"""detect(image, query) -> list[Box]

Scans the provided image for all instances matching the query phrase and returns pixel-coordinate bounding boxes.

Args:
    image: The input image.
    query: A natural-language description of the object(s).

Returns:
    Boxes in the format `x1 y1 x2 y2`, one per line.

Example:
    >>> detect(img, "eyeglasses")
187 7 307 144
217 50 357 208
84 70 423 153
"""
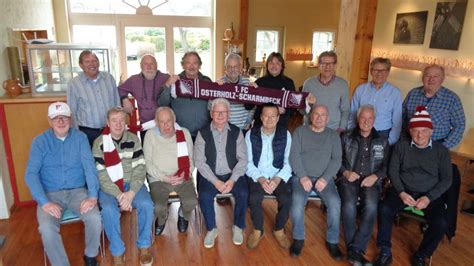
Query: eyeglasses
212 111 228 116
51 116 71 123
371 69 389 74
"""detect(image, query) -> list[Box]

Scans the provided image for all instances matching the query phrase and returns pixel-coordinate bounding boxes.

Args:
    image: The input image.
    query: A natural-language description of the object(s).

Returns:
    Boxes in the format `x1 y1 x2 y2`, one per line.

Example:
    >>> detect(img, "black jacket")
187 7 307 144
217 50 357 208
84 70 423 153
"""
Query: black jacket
338 127 390 179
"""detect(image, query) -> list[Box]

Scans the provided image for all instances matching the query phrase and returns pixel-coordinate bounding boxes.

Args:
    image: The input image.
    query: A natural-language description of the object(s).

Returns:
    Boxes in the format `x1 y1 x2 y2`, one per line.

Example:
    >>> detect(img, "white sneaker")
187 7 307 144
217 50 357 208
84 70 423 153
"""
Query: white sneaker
232 225 244 245
204 228 218 248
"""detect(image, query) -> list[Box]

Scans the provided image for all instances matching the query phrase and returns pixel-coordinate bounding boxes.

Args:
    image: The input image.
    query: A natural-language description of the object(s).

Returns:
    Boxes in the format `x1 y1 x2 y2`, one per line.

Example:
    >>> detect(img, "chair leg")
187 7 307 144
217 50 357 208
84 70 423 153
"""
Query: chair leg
429 255 433 266
43 248 47 266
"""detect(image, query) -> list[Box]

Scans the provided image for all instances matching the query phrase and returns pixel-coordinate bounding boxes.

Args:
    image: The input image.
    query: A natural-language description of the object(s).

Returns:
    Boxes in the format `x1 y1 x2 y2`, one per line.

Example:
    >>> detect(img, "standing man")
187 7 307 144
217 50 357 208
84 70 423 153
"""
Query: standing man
255 52 296 128
25 102 102 266
194 98 248 249
374 106 452 266
403 64 465 149
302 51 350 132
118 54 170 140
143 107 197 237
289 105 342 259
158 51 212 140
217 53 255 131
67 50 120 146
245 103 292 249
348 58 402 145
339 105 390 265
92 107 154 265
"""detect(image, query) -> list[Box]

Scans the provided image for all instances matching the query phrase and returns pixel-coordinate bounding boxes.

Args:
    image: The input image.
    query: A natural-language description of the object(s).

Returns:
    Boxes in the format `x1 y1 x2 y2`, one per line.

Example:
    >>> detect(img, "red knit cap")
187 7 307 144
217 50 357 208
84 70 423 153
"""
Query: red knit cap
409 106 433 129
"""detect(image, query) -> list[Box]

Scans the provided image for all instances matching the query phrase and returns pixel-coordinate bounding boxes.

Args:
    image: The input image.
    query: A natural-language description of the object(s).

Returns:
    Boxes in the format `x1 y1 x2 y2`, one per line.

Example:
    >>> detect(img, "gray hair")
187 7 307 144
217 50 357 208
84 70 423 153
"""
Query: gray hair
310 104 329 116
357 104 376 119
107 106 127 120
210 98 230 111
155 106 176 121
225 53 242 66
422 64 445 78
370 57 391 71
140 54 157 64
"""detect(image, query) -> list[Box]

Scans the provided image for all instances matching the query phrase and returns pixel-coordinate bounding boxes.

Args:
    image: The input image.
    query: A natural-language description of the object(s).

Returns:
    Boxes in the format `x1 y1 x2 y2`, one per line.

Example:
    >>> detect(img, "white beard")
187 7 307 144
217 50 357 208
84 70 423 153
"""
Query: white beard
143 71 157 80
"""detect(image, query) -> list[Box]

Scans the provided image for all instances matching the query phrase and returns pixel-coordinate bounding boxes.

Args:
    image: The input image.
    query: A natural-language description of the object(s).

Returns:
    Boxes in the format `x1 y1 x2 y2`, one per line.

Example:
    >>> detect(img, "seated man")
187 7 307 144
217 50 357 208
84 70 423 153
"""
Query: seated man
92 107 154 265
338 105 390 265
289 105 342 259
246 103 292 249
194 98 249 248
143 107 197 236
374 106 452 266
25 102 101 266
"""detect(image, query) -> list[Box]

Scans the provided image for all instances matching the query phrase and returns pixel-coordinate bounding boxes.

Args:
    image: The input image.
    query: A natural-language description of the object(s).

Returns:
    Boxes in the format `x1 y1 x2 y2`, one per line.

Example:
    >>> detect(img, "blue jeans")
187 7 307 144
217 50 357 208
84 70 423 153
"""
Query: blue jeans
291 177 341 244
198 173 248 230
37 188 102 266
338 177 381 253
99 185 154 256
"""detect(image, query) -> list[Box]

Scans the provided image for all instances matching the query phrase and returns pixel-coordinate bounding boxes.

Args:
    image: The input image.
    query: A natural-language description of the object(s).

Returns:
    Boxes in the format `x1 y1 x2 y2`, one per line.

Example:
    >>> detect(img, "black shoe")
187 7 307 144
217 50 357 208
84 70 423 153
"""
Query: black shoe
350 250 371 266
325 241 343 260
216 197 230 204
373 253 392 266
177 215 189 233
83 255 97 266
410 254 426 266
290 240 304 257
155 218 166 236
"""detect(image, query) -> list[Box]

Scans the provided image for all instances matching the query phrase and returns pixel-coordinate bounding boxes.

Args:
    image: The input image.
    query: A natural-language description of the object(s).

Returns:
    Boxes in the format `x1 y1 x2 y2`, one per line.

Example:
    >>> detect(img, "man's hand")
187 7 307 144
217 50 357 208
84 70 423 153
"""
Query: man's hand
216 78 225 86
249 82 258 88
80 198 97 214
41 202 62 219
399 192 416 207
278 106 286 114
122 98 134 114
361 174 378 187
169 172 185 186
315 178 328 192
222 179 235 194
165 75 180 87
214 180 226 193
343 170 360 182
306 93 316 105
415 196 430 210
258 177 272 194
300 176 312 192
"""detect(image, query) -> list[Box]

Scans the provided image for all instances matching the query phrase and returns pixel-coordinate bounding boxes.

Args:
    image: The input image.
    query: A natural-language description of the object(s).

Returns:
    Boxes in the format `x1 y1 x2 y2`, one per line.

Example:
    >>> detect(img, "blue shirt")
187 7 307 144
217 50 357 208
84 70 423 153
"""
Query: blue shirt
403 86 465 149
25 128 99 206
245 128 292 182
67 72 120 129
348 81 402 145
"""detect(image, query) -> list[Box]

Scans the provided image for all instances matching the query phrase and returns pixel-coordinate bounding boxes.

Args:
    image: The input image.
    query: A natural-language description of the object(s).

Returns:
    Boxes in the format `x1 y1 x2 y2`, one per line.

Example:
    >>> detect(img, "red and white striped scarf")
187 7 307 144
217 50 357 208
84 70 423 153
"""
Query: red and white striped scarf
102 127 124 191
173 124 191 181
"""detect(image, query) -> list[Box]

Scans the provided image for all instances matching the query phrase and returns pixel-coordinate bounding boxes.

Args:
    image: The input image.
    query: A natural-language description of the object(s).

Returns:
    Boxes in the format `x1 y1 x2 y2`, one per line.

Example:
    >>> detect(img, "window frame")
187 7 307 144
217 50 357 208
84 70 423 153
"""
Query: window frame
253 26 284 64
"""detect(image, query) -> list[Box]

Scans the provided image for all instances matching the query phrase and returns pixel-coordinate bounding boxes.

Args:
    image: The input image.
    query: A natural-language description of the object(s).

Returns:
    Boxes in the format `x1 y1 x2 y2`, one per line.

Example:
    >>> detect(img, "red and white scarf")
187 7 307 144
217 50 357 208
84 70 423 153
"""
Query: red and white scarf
173 124 191 181
102 127 124 191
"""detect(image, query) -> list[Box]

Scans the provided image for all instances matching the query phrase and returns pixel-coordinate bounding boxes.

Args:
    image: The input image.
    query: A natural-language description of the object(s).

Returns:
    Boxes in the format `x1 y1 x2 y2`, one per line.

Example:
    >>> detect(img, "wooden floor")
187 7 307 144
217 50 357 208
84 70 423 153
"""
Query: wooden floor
1 154 473 266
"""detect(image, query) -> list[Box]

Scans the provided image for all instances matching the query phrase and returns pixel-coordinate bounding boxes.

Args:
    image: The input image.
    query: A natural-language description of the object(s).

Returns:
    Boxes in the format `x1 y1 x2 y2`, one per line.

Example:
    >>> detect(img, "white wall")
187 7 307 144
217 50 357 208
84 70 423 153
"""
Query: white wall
372 0 474 134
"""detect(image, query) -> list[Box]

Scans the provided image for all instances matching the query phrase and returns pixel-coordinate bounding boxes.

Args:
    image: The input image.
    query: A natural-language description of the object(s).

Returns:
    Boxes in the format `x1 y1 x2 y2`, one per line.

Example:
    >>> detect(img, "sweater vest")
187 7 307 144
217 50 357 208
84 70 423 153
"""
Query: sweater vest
249 124 287 169
199 123 240 172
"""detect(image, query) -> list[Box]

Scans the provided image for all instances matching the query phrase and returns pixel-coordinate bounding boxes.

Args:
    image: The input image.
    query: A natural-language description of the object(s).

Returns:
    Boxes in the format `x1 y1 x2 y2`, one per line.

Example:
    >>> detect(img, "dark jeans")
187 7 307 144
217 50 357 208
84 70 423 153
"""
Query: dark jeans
376 129 391 139
248 177 291 231
79 126 103 147
338 177 381 253
376 188 448 257
198 173 248 230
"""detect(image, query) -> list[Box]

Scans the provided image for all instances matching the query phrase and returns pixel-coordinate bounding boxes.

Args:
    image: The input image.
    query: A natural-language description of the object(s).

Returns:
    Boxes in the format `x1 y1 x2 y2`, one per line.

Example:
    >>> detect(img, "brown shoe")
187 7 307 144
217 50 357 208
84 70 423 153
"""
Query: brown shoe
113 255 125 266
139 248 154 266
273 229 291 249
247 230 263 249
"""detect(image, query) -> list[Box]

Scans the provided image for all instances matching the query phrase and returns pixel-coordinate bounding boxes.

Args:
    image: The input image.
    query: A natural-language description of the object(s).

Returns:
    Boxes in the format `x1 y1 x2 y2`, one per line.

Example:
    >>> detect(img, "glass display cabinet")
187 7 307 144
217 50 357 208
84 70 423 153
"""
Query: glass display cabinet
26 44 111 96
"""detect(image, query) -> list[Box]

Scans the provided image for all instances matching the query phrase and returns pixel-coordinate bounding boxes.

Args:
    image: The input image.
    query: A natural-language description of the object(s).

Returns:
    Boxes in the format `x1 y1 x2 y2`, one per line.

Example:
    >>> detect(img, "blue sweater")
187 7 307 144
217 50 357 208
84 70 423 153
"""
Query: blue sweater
25 128 99 206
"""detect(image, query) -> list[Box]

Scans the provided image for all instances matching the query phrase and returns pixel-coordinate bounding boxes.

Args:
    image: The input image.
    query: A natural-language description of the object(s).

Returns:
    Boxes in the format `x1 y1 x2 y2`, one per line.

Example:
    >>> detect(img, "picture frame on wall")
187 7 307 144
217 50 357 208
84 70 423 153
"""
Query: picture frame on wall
429 1 468 50
393 11 428 44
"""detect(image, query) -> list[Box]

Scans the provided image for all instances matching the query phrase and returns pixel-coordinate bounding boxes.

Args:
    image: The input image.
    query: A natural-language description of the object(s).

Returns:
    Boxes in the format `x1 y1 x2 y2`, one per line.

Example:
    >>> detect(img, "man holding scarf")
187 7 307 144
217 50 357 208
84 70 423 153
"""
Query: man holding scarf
92 107 154 266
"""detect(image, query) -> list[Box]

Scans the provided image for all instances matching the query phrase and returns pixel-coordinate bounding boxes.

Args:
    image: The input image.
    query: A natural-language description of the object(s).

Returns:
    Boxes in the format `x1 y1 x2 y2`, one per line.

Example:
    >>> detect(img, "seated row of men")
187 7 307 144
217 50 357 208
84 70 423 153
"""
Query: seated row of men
26 96 452 266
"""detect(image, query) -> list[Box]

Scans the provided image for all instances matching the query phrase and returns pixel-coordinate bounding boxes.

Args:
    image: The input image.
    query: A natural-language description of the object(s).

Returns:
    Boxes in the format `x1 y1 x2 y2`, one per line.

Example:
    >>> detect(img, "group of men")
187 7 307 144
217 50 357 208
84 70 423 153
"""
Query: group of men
25 49 465 266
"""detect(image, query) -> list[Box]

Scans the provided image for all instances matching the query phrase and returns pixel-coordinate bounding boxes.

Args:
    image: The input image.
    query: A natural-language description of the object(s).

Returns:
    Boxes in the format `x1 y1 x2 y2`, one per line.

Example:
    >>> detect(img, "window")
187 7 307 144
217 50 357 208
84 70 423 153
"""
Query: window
125 27 167 74
173 27 211 77
255 28 283 63
312 31 335 63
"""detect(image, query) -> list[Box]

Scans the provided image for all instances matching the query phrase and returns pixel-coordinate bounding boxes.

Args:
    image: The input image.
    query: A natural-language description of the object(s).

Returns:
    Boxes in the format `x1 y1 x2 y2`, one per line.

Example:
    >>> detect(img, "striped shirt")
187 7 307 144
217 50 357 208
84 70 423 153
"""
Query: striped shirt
67 72 120 129
403 86 465 148
221 75 255 129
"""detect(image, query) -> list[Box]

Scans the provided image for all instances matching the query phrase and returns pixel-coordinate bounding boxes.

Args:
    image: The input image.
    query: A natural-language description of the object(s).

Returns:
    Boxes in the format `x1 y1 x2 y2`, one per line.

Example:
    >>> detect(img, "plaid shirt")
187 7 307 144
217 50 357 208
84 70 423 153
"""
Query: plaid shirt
403 86 465 148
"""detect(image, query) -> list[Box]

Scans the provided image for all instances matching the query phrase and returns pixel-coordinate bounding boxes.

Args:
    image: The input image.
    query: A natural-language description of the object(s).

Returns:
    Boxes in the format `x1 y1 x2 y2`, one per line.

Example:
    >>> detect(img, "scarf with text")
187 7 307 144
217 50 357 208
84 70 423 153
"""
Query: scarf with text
174 123 191 181
172 78 308 109
102 126 124 191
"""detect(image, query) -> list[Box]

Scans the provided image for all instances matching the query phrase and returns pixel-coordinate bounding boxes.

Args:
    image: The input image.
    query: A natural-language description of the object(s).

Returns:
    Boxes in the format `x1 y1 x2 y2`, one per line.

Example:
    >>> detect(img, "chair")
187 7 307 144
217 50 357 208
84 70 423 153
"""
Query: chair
43 208 105 266
168 191 203 236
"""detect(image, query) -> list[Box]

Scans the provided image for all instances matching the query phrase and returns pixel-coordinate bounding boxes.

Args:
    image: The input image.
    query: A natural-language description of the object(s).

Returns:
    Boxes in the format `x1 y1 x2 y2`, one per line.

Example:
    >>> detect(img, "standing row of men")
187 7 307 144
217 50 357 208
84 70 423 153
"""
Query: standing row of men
26 48 465 266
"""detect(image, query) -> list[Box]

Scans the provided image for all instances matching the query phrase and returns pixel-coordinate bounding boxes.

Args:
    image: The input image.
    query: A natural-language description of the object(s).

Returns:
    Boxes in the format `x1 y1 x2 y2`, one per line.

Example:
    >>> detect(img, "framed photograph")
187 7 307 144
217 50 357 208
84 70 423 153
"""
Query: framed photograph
429 1 468 50
393 11 428 44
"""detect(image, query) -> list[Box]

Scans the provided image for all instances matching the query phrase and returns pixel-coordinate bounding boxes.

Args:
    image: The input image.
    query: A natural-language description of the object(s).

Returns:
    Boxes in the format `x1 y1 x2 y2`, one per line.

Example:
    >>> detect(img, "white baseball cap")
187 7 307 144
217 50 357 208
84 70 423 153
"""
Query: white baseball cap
48 102 71 119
